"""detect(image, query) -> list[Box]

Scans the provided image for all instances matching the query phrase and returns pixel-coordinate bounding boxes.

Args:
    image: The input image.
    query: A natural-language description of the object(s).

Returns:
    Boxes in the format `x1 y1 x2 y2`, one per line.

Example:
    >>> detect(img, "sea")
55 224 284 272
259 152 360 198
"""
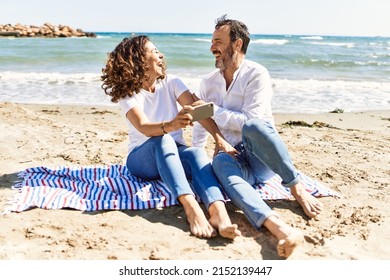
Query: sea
1 32 389 114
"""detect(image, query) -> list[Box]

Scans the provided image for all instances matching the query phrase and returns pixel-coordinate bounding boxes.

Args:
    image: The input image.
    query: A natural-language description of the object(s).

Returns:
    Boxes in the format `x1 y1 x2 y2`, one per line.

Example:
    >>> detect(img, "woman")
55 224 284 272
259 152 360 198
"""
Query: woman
101 35 240 239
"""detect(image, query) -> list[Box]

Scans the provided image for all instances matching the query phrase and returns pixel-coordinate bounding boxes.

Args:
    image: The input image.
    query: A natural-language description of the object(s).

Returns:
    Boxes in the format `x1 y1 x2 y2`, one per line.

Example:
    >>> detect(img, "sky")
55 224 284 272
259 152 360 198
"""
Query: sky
2 0 390 37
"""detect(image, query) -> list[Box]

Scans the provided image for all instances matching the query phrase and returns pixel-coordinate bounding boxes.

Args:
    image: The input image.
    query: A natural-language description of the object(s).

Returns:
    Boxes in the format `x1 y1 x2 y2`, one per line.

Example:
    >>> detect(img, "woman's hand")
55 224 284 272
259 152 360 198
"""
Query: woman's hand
165 105 194 131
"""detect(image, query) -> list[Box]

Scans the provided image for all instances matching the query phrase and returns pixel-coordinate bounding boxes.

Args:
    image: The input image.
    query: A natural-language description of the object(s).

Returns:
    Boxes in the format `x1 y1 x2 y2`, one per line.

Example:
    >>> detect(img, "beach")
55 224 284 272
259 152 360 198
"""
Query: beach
0 101 389 260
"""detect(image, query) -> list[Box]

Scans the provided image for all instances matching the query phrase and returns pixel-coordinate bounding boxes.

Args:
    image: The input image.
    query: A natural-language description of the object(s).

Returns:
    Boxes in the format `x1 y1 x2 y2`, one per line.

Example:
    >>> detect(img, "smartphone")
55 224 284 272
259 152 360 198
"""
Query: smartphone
189 102 214 122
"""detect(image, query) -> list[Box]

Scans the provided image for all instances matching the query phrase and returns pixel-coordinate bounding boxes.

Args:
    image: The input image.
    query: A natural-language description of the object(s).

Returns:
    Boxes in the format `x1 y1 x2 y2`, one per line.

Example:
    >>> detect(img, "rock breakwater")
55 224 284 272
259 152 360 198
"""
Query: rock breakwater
0 23 96 38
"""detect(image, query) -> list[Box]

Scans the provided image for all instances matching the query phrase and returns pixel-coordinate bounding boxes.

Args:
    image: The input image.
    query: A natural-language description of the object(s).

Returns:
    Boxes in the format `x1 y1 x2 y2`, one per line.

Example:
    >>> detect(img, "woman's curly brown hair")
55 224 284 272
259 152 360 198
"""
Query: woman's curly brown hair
101 35 165 103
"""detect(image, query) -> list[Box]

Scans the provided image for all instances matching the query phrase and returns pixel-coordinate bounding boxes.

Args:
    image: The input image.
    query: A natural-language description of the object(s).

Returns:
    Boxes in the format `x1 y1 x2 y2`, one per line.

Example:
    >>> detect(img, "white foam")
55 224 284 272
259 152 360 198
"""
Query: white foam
193 38 210 43
1 71 389 113
309 42 355 48
300 36 324 40
251 39 289 45
0 71 100 84
0 71 111 106
272 78 390 113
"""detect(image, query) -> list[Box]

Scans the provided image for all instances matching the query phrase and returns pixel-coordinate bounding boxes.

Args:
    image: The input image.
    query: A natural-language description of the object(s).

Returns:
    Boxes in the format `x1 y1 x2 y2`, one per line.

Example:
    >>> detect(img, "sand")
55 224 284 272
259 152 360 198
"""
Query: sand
0 101 389 260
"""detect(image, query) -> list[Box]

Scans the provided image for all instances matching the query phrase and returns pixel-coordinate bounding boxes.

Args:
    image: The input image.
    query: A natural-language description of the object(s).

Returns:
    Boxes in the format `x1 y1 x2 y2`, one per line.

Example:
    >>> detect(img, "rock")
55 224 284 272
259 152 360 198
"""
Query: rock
0 31 20 37
330 108 344 113
0 23 96 38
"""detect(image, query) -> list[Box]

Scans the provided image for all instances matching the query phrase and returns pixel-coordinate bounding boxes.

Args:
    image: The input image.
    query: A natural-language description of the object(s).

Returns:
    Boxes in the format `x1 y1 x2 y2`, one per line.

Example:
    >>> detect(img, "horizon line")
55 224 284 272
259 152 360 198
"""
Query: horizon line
90 31 390 38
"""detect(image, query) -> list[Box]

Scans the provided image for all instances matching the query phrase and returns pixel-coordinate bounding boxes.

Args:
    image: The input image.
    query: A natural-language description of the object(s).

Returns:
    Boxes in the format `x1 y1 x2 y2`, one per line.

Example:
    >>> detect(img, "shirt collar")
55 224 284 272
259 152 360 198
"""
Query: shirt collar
232 59 246 80
218 59 246 76
219 59 246 92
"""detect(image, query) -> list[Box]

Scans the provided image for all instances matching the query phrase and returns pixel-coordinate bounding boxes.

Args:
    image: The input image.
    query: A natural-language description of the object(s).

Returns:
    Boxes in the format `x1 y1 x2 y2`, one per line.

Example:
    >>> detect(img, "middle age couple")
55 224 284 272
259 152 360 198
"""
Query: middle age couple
101 15 323 258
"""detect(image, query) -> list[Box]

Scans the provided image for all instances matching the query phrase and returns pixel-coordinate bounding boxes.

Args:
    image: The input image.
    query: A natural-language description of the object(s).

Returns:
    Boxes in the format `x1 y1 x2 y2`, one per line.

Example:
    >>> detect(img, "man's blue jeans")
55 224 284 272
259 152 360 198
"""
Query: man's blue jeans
212 119 300 229
126 134 225 209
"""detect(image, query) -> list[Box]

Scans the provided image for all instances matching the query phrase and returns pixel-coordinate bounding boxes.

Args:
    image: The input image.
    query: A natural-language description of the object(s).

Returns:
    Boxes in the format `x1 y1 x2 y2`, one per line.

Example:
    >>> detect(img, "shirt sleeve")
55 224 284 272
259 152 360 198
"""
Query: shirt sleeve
168 75 189 100
192 121 209 147
192 81 210 147
118 96 138 117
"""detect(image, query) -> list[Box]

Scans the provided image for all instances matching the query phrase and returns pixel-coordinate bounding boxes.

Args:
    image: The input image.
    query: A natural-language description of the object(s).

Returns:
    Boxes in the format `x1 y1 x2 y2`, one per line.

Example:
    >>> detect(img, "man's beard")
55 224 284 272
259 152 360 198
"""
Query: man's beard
215 45 234 70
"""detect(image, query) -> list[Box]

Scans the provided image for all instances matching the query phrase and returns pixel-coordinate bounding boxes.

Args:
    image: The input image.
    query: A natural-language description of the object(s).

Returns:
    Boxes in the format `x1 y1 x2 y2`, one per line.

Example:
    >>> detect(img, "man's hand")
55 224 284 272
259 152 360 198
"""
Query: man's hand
213 137 240 158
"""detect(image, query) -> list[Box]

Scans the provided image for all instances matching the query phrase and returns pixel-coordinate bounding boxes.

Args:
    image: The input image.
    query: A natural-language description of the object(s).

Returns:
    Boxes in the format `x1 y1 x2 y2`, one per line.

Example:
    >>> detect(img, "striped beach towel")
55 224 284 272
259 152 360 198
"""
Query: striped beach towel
3 165 338 214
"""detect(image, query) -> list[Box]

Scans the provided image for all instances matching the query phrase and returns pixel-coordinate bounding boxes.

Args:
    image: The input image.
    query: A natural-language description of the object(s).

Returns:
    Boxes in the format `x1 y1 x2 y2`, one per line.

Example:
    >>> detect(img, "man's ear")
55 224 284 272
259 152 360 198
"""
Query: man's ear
235 38 243 52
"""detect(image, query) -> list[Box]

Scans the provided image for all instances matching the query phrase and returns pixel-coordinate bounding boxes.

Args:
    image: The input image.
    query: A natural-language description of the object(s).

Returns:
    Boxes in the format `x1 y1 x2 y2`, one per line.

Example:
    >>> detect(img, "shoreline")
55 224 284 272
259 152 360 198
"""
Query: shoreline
0 101 389 260
3 101 389 133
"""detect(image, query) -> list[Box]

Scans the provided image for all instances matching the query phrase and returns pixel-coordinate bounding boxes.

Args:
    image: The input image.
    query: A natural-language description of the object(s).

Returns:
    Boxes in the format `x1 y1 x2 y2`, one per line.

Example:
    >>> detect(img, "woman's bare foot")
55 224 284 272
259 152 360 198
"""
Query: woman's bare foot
208 201 241 239
264 215 304 258
179 194 216 238
290 182 323 218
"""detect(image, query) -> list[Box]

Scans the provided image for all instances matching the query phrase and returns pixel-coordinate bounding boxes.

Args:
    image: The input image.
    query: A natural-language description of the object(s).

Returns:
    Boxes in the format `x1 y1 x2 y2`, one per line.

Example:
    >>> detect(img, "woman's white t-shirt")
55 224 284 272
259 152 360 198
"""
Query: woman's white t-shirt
118 75 188 153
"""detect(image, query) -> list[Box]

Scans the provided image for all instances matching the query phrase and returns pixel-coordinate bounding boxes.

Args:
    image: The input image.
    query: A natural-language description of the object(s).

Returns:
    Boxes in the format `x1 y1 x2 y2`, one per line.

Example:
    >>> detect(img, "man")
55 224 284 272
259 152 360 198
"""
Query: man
192 15 323 258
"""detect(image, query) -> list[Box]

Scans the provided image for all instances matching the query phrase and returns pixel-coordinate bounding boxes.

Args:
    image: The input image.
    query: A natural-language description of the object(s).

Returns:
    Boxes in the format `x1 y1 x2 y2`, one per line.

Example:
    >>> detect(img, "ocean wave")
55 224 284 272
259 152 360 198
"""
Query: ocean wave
292 58 389 67
193 38 210 43
368 42 384 46
0 71 110 106
309 42 355 48
0 71 100 84
251 39 289 45
300 36 324 40
271 78 390 113
1 72 389 113
273 78 390 90
96 35 111 39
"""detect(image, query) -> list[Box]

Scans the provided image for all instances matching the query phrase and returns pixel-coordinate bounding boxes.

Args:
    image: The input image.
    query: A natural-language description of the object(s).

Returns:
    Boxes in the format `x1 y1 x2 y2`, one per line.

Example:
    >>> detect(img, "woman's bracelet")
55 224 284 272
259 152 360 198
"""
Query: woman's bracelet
161 122 168 134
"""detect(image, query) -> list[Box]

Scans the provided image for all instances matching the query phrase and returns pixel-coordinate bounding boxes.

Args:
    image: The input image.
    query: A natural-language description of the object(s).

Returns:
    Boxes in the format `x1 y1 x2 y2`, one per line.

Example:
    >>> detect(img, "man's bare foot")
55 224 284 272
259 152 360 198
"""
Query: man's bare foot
264 215 304 258
209 218 241 239
218 224 241 239
276 228 304 258
179 194 216 238
208 201 241 239
290 182 323 218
